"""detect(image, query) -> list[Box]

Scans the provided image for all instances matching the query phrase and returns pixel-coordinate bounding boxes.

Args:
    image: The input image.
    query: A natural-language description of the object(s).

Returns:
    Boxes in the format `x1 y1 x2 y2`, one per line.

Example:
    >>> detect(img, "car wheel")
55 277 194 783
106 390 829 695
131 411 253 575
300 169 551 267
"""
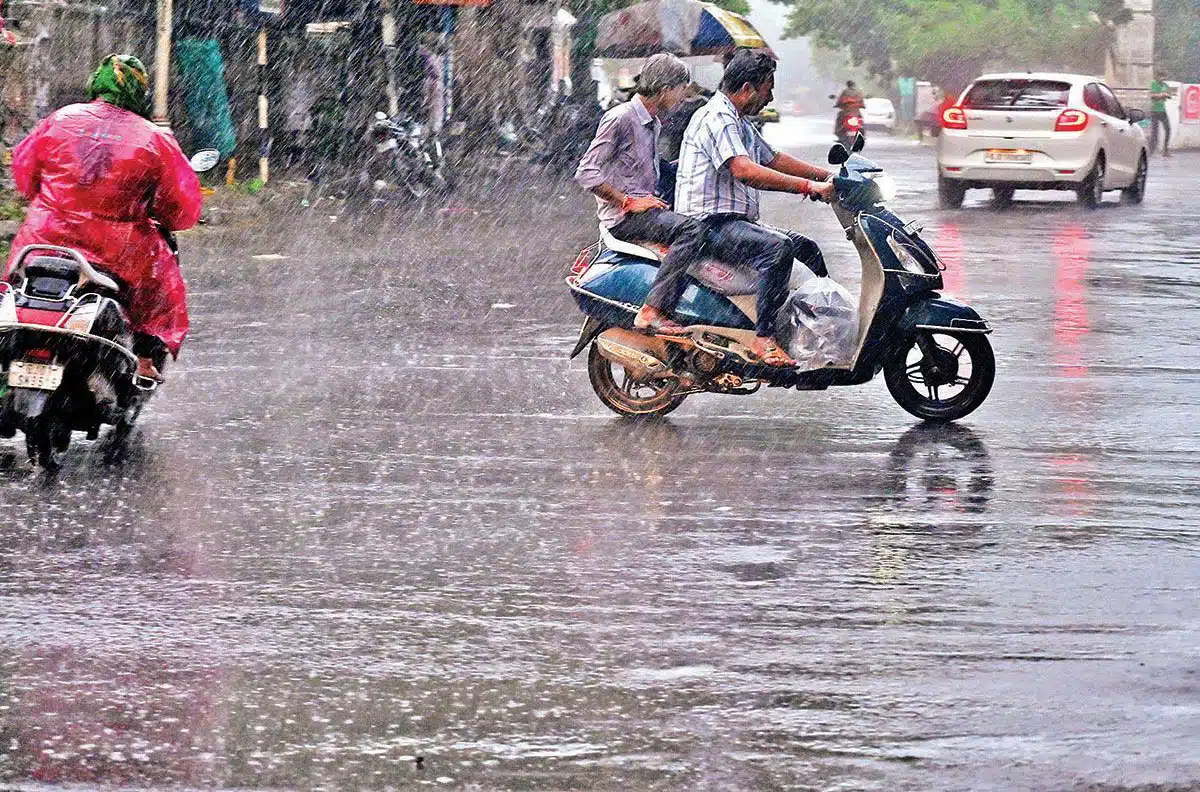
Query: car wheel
991 186 1015 209
938 176 965 209
1078 154 1105 209
1122 154 1147 205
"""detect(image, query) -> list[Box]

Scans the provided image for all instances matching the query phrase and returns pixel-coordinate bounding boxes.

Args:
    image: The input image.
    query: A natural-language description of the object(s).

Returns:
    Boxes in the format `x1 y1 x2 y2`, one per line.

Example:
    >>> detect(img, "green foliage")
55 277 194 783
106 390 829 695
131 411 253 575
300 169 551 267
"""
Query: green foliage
0 191 25 221
779 0 1114 91
1156 0 1200 80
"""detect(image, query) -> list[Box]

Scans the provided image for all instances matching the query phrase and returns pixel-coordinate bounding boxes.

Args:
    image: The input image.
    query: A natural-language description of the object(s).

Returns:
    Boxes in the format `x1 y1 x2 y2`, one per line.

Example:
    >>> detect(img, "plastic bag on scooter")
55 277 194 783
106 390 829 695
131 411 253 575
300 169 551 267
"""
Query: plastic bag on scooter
779 277 859 371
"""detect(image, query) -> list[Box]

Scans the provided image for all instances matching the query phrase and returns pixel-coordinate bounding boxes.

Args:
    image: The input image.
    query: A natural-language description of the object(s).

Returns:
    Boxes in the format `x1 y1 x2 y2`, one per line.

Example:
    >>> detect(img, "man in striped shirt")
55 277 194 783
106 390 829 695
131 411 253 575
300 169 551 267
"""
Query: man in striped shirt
676 49 833 367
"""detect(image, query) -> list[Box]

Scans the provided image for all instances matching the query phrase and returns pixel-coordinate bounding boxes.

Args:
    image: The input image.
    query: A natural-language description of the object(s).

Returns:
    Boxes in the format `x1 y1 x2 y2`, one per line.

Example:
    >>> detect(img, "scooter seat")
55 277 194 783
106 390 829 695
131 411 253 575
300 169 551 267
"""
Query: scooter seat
598 225 758 297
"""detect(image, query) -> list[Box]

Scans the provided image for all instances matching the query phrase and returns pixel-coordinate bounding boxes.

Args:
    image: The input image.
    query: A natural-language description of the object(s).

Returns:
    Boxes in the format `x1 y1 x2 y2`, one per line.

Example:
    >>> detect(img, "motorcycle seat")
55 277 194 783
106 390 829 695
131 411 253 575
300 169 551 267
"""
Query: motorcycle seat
598 225 758 297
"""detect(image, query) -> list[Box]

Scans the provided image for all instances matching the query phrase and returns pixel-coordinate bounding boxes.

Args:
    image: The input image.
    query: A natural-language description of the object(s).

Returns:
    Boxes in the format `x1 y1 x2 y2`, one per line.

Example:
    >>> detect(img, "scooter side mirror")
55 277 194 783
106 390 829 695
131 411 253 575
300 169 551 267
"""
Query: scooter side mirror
828 144 850 165
189 149 220 173
851 132 866 153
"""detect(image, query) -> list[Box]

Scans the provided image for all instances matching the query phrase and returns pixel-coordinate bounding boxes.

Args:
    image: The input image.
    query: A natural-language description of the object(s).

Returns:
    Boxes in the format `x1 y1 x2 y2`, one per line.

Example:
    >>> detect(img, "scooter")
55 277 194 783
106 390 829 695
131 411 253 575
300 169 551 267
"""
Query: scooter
0 149 220 471
565 135 995 423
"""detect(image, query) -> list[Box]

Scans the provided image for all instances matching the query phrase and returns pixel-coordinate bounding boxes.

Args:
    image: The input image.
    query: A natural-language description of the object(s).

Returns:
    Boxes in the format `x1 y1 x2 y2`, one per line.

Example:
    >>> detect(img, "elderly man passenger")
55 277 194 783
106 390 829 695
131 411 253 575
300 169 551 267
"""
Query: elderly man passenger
575 54 705 335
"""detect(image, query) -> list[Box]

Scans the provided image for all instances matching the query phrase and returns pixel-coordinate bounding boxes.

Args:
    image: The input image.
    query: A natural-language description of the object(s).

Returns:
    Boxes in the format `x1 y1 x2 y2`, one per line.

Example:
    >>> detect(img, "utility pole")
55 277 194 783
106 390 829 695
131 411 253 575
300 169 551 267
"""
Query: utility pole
381 0 399 117
153 0 173 126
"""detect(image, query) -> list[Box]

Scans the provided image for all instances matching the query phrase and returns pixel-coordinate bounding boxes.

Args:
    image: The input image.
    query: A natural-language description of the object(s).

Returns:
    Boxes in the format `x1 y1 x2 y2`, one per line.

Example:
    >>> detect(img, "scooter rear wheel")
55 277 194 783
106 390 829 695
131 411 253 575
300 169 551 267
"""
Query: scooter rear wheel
587 343 687 418
884 331 994 423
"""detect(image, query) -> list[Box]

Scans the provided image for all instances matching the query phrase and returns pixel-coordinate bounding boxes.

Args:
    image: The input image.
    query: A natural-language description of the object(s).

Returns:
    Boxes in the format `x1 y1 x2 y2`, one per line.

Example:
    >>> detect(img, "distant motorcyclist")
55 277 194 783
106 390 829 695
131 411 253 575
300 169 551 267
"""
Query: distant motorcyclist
833 79 866 136
6 54 202 382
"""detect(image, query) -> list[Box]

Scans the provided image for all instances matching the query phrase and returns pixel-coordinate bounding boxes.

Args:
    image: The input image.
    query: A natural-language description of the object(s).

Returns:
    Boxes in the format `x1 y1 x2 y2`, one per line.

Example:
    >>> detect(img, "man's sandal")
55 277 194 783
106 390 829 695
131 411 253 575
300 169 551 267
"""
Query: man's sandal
634 316 690 336
752 344 795 368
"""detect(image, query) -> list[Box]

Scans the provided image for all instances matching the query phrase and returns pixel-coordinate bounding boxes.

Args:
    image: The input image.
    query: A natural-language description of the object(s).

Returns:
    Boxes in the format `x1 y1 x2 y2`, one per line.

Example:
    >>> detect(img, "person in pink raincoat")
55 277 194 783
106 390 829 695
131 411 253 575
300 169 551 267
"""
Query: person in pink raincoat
6 54 202 381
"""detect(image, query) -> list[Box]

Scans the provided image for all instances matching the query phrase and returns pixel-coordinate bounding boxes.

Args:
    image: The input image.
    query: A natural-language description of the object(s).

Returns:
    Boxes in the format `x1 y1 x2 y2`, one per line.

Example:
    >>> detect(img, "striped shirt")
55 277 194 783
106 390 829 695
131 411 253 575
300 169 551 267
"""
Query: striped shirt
674 92 777 220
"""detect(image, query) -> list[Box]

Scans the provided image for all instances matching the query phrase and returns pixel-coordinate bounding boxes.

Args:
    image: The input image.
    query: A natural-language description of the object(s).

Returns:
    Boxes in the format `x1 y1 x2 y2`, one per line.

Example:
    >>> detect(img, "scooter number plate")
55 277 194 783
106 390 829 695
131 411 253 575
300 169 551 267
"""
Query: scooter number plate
8 361 64 391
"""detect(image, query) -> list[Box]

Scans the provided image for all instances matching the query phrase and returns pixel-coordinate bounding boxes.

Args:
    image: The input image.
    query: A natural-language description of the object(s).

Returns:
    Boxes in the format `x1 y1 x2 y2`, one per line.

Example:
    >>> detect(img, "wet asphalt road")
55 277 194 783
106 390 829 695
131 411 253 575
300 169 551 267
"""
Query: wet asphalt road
0 117 1197 791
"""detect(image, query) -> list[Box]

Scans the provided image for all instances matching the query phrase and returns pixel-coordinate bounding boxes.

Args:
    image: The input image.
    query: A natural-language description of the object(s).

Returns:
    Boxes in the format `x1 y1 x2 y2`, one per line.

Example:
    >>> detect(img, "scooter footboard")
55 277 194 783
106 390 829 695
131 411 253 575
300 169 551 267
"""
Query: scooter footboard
899 296 991 335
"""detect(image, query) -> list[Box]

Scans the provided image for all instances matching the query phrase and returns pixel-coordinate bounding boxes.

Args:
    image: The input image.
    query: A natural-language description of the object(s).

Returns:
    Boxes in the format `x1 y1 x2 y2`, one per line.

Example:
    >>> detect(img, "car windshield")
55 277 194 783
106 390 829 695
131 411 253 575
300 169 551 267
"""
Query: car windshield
962 80 1071 109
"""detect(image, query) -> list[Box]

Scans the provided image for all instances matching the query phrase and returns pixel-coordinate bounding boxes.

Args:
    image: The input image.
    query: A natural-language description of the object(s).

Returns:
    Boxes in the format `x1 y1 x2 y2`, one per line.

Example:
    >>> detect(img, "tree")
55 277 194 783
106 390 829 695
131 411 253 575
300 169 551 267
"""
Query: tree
1156 0 1200 80
777 0 1121 91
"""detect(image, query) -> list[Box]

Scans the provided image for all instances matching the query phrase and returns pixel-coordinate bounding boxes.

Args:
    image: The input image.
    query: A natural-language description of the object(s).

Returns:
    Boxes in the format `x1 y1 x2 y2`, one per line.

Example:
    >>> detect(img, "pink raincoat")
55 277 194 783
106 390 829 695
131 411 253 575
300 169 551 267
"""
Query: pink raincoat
6 100 202 357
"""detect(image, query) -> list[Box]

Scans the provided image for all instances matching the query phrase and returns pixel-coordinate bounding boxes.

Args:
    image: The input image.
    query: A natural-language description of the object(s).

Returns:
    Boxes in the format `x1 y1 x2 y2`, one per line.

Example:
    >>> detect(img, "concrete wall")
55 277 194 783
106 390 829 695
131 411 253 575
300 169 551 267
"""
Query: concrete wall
1 1 150 135
1166 84 1200 149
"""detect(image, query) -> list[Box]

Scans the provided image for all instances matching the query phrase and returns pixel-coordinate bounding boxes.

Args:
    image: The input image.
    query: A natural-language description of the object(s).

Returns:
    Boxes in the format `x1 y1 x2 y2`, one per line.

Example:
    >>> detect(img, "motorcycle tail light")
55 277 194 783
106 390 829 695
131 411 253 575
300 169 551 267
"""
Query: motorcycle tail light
1055 109 1089 132
62 302 98 333
25 348 52 362
846 115 862 129
571 248 594 275
941 107 968 130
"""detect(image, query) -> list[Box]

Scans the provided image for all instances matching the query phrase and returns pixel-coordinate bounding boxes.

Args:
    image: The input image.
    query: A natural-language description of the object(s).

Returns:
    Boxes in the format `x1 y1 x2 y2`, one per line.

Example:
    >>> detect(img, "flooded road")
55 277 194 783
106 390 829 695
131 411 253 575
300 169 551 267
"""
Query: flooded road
1 119 1197 790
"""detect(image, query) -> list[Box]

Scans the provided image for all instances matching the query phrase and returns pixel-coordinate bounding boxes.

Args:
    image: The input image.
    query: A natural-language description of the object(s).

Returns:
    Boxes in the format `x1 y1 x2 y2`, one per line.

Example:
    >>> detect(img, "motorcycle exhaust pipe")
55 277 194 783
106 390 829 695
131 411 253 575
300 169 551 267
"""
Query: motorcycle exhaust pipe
595 328 674 381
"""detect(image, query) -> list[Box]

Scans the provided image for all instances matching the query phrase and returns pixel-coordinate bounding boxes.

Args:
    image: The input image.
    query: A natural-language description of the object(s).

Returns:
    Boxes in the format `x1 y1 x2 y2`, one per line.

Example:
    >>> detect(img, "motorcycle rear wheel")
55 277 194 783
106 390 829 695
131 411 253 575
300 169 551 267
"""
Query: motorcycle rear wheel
587 343 687 418
26 415 69 472
884 331 994 423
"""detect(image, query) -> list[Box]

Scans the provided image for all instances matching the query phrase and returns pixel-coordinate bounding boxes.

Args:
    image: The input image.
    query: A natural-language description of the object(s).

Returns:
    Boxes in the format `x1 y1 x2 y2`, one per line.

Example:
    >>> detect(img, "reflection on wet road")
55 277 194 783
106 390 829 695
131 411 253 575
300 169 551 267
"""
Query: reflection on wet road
1 118 1197 790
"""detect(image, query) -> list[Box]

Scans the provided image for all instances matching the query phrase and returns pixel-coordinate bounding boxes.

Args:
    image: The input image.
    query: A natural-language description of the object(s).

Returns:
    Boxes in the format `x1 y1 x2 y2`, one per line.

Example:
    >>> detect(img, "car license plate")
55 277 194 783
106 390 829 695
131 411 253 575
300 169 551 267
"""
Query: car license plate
986 149 1033 163
8 361 64 391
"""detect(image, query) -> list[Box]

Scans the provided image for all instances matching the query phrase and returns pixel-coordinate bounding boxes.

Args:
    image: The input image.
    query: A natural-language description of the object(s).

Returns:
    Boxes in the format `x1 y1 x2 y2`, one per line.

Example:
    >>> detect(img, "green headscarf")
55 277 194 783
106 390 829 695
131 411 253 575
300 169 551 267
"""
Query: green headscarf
87 54 152 119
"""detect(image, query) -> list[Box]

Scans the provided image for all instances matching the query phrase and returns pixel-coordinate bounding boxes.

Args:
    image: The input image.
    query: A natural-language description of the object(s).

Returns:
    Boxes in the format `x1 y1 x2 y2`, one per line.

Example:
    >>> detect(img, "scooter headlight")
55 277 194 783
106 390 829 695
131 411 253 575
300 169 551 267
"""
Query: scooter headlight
886 234 929 275
872 174 897 203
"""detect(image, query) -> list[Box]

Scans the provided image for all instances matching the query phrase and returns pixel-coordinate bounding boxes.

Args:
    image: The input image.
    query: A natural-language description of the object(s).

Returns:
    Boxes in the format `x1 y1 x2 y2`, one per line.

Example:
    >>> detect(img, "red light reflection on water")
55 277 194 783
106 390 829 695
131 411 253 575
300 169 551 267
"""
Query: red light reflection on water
935 222 967 296
1052 225 1092 378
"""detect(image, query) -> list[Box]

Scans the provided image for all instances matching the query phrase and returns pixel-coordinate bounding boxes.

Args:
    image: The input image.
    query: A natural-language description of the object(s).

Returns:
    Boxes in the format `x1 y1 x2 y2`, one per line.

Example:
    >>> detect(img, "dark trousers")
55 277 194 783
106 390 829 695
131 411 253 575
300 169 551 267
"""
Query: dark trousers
1150 111 1171 154
703 219 827 338
609 209 705 314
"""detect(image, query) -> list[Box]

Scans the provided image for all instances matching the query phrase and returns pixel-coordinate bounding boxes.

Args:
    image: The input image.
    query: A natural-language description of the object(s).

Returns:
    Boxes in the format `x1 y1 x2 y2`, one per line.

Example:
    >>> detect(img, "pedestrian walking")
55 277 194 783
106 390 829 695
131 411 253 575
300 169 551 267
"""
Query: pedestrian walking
1149 72 1174 158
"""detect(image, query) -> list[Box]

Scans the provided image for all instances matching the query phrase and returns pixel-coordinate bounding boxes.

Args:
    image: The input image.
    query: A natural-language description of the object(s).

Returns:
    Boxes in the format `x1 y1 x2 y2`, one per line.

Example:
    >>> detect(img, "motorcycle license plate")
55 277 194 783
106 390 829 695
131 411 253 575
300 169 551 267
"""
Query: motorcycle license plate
986 149 1033 163
8 361 64 391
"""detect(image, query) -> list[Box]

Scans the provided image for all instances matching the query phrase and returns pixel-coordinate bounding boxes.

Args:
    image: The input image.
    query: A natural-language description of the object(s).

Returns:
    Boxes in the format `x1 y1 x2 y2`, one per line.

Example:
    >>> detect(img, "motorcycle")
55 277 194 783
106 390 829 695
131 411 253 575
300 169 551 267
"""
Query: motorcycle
835 109 866 151
565 135 995 423
365 110 451 200
0 149 220 471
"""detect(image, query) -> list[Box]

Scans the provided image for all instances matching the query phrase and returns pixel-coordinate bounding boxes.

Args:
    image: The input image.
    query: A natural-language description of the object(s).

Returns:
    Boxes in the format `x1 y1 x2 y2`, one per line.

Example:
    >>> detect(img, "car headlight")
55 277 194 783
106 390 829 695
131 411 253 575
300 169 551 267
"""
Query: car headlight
886 234 929 275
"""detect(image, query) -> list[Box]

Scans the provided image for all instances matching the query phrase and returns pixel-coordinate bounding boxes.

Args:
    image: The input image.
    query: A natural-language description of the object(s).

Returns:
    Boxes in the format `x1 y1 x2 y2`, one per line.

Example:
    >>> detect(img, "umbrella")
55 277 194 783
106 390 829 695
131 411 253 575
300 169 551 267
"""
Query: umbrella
595 0 773 59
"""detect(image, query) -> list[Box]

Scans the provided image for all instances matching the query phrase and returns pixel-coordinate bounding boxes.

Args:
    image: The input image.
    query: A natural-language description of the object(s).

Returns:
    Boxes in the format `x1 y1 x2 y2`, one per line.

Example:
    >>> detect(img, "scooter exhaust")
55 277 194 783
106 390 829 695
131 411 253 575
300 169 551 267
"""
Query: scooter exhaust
595 328 674 381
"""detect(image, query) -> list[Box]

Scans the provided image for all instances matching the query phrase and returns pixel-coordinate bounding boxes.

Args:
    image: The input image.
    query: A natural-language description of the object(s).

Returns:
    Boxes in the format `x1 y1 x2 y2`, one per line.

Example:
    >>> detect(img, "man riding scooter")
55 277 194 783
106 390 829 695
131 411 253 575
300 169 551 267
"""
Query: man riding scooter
6 54 202 382
675 49 834 367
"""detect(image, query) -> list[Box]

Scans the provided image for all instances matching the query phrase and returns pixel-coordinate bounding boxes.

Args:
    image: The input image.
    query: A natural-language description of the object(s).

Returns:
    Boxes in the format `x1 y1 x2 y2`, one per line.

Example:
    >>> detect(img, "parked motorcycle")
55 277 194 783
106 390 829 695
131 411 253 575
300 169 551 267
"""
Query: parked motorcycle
365 111 451 200
0 149 219 470
565 135 995 423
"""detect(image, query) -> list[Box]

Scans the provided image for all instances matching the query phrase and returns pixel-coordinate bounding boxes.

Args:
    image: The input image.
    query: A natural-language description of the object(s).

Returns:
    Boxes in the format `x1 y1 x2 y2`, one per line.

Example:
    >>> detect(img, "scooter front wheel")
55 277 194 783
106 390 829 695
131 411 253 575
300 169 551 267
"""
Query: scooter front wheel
884 331 994 423
587 343 687 418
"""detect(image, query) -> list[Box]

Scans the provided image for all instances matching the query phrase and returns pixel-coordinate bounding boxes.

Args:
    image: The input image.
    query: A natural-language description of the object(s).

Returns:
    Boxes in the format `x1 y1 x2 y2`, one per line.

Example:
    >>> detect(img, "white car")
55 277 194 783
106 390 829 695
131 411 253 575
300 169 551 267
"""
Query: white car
862 97 896 132
936 72 1149 209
